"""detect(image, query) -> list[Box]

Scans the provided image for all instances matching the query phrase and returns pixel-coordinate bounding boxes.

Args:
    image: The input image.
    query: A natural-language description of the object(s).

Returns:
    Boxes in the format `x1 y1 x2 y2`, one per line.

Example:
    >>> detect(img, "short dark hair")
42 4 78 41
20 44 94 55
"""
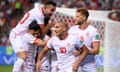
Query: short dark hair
45 1 56 7
29 21 41 31
77 8 89 19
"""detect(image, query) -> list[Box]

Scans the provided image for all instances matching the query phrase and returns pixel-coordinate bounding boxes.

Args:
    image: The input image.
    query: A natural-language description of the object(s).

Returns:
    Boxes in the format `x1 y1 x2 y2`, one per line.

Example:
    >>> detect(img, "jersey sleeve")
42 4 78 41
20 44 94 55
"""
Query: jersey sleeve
75 37 84 50
43 35 50 40
36 16 44 25
19 12 33 25
23 34 37 44
92 29 100 42
31 8 44 25
19 8 44 25
46 37 54 49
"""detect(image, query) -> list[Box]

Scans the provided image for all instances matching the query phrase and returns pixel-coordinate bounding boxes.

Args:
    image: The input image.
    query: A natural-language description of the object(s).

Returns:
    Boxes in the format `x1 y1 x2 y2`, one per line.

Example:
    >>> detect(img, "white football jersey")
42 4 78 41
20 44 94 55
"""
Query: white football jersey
68 25 100 64
12 7 44 35
22 33 38 69
47 34 84 70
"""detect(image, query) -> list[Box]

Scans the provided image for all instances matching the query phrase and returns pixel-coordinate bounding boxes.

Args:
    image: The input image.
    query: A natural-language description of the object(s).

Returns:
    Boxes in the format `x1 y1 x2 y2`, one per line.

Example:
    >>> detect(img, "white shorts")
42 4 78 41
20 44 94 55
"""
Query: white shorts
22 67 34 72
35 65 50 72
58 66 75 72
22 65 35 72
9 30 26 53
40 69 50 72
51 51 58 72
41 64 50 72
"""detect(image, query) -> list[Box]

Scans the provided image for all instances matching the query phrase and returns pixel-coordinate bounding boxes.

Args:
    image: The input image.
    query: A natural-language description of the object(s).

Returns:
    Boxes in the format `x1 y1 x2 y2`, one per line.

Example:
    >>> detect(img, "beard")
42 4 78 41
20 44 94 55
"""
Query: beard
77 19 86 25
45 14 52 18
77 21 84 25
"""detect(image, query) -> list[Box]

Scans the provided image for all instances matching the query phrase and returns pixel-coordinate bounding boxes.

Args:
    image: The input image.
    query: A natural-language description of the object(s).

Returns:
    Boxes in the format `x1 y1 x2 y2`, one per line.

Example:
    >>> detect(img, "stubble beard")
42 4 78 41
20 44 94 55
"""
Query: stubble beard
77 21 84 26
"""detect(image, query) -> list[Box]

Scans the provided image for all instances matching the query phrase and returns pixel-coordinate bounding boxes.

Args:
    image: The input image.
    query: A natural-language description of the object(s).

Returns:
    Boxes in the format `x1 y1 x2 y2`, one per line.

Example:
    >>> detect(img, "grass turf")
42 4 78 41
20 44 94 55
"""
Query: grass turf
0 65 104 72
0 65 13 72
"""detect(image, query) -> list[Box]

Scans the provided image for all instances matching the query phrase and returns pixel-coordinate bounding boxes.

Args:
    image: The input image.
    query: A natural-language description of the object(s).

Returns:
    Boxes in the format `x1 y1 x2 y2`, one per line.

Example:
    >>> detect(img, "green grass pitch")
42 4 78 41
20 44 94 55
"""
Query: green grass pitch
0 65 103 72
0 65 13 72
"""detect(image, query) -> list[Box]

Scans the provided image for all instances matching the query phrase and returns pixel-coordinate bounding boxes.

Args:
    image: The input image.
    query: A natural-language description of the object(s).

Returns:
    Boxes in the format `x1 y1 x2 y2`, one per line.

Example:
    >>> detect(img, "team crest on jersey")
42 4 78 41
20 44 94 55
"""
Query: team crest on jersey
80 36 84 41
79 36 84 44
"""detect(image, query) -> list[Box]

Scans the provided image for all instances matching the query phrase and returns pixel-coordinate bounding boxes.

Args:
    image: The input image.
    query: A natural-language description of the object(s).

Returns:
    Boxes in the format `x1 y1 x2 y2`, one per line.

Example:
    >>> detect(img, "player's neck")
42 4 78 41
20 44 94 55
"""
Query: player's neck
59 32 68 40
79 22 89 30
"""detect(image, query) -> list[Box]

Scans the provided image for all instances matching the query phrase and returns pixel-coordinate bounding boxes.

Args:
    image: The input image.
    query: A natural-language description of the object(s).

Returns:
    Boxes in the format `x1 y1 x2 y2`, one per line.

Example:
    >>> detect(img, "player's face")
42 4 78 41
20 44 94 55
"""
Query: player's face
29 30 40 37
51 27 56 36
75 12 86 25
54 23 64 36
45 5 56 17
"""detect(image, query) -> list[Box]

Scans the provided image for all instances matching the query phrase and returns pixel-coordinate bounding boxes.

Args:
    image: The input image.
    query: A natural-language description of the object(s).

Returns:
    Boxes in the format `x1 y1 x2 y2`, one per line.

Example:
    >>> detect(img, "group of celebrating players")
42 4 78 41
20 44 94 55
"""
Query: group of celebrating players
9 1 100 72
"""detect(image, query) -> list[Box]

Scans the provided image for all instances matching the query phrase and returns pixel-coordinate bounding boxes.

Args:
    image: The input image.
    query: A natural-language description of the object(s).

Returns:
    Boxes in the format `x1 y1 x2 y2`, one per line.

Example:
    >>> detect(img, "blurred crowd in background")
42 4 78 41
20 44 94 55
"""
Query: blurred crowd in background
0 0 120 46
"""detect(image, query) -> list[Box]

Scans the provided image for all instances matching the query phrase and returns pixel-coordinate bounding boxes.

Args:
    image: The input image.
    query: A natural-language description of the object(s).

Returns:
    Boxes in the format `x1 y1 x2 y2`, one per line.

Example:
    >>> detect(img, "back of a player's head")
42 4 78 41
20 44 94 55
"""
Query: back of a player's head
45 1 56 7
77 8 89 19
28 21 41 31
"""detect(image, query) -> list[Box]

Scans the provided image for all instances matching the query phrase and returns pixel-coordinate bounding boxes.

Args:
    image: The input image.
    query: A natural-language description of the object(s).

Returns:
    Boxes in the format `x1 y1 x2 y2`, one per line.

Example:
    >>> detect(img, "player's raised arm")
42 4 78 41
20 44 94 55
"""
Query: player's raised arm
33 38 49 46
87 31 100 54
26 21 49 47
